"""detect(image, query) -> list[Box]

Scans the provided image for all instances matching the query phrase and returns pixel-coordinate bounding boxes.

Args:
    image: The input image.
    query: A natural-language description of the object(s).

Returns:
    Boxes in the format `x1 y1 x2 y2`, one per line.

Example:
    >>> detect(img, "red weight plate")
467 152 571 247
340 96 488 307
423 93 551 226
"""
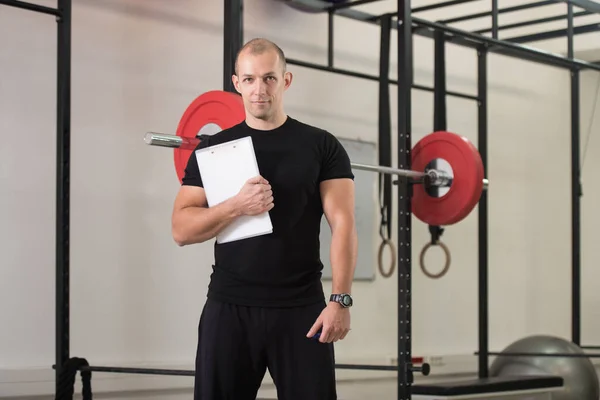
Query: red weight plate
174 90 245 183
411 131 484 226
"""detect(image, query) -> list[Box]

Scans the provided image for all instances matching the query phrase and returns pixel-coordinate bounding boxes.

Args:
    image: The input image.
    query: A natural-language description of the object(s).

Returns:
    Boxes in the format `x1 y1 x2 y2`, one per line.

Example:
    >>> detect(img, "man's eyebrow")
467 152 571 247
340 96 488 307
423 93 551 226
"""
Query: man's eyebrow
242 72 277 77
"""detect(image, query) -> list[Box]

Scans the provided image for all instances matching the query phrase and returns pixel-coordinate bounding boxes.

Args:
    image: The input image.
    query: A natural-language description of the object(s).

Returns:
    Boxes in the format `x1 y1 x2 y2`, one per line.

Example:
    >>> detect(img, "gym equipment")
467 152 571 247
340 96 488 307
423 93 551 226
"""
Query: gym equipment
489 335 600 400
145 129 486 227
412 131 485 226
144 91 489 227
172 90 245 183
412 375 563 399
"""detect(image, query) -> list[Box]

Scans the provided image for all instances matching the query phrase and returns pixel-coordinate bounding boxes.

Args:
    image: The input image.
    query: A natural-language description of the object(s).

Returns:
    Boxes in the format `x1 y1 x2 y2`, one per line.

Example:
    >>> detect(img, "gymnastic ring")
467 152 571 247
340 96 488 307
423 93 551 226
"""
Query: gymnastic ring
419 241 451 279
378 239 396 278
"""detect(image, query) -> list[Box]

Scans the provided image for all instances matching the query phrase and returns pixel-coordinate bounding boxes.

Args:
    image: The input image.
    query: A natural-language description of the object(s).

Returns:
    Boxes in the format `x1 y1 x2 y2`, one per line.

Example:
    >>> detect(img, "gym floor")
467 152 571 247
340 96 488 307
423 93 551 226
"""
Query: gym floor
4 376 475 400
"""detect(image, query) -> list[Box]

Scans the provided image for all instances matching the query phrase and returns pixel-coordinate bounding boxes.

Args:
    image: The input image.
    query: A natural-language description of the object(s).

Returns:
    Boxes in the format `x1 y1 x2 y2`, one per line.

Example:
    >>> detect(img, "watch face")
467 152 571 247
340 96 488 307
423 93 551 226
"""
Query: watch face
342 295 352 307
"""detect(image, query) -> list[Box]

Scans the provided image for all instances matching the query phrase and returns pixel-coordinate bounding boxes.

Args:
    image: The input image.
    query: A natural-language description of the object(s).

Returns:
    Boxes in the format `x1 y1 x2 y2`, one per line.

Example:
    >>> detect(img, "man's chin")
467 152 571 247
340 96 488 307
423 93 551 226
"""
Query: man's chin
250 111 270 120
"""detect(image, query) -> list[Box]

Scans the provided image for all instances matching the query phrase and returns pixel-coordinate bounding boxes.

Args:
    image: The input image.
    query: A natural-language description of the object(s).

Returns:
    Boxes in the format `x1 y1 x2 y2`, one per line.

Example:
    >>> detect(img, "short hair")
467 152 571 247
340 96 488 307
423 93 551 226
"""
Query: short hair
234 38 287 75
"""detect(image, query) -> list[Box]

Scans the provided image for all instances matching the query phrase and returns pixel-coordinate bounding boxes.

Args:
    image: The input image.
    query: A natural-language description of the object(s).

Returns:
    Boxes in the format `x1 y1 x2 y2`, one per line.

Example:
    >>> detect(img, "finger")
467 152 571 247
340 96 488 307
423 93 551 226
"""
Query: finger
331 330 342 343
247 175 261 184
306 319 322 338
340 329 350 340
319 327 331 343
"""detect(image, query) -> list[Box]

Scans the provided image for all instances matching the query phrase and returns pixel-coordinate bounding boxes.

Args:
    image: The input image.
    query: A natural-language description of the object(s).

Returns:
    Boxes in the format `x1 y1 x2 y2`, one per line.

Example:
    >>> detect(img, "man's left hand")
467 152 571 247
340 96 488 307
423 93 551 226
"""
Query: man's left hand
306 302 351 343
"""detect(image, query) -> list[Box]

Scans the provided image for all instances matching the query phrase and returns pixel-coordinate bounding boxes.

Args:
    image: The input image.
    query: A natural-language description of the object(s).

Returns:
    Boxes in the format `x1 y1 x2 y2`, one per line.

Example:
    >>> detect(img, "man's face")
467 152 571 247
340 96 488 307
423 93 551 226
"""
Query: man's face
233 49 292 121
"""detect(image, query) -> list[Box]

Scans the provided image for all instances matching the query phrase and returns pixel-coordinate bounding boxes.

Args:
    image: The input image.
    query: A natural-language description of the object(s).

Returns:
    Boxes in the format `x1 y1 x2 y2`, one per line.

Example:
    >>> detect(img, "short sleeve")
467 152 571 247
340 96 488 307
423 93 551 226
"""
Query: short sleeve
318 132 355 182
181 136 211 187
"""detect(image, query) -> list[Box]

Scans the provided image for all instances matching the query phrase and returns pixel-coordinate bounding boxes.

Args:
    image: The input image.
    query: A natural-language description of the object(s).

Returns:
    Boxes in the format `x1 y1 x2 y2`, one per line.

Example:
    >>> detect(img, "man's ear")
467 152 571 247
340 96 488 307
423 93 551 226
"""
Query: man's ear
232 74 241 94
284 71 293 90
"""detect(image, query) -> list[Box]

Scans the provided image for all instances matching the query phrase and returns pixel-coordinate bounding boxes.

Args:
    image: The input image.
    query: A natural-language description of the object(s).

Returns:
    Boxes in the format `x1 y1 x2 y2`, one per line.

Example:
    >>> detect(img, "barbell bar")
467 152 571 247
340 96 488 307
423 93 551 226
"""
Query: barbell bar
143 132 488 190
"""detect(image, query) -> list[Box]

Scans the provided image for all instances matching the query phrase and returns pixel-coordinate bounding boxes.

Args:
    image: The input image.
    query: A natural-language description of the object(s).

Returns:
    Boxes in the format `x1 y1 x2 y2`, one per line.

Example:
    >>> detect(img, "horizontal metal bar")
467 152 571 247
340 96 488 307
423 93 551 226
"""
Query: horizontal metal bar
412 0 479 13
504 23 600 44
287 57 386 82
144 132 489 190
474 11 592 34
335 363 399 371
84 366 194 376
413 83 480 101
581 345 600 350
287 58 480 100
351 162 426 178
476 351 600 358
411 16 600 71
81 363 399 376
438 1 555 24
0 0 60 16
282 1 600 71
553 0 600 14
144 131 426 178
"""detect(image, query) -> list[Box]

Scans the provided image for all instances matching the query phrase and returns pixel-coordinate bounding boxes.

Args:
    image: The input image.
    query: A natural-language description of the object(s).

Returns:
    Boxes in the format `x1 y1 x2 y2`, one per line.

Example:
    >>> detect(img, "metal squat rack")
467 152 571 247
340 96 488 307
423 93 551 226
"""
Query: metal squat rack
2 0 600 399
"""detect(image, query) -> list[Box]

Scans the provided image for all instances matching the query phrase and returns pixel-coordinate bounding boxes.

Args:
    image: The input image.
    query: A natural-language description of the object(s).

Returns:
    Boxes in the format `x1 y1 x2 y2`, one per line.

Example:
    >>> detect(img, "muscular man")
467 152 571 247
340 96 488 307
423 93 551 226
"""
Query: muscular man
171 37 357 400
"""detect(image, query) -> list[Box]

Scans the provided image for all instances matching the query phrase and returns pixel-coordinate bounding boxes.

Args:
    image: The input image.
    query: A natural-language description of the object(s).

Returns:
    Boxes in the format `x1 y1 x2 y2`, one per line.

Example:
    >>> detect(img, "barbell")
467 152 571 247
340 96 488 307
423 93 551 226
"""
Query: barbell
144 90 488 227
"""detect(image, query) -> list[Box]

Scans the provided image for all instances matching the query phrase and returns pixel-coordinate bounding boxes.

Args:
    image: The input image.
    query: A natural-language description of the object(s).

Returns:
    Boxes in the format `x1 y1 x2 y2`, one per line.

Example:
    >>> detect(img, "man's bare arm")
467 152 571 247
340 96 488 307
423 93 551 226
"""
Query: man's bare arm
171 186 241 246
320 178 357 295
172 176 274 246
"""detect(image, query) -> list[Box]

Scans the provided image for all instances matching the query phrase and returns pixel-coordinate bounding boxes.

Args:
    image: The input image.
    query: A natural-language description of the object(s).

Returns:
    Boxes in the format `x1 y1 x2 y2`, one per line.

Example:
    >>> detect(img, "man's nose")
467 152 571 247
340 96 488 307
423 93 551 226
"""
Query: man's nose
254 80 268 94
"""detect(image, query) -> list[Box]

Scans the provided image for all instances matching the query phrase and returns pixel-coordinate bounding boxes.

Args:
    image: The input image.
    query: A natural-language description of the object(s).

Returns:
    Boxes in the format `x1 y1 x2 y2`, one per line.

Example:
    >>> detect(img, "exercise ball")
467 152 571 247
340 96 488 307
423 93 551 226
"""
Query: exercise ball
489 335 599 400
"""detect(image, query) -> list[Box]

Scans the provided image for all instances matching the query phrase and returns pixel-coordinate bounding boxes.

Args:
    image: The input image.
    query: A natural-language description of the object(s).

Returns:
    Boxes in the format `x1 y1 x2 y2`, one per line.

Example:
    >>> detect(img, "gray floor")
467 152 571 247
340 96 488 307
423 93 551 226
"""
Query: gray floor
1 377 454 399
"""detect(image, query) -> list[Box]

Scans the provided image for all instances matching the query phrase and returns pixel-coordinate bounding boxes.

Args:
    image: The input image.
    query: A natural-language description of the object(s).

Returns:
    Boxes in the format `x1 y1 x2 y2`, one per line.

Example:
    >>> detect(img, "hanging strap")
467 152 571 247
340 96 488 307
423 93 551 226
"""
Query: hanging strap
379 13 392 242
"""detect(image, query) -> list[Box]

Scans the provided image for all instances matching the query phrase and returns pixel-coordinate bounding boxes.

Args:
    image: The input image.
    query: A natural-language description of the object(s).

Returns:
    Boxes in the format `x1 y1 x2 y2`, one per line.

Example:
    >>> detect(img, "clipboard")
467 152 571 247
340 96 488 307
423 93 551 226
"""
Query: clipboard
194 136 273 244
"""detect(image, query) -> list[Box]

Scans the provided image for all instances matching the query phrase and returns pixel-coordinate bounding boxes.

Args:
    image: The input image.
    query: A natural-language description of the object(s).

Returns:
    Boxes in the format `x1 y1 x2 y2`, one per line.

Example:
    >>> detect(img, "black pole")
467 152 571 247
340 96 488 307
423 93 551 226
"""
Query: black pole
397 0 413 398
430 29 446 199
477 45 489 378
328 10 334 67
55 0 71 393
567 2 582 347
491 0 498 39
223 0 243 92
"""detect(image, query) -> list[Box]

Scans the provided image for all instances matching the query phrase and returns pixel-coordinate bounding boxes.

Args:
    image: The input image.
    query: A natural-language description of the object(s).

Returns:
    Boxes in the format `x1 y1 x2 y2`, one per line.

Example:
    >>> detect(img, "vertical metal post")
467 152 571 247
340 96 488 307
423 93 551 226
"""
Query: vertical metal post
567 2 574 60
397 0 413 398
430 30 446 199
477 45 489 378
55 0 71 392
328 10 334 67
567 1 581 347
491 0 498 39
223 0 244 92
571 69 581 347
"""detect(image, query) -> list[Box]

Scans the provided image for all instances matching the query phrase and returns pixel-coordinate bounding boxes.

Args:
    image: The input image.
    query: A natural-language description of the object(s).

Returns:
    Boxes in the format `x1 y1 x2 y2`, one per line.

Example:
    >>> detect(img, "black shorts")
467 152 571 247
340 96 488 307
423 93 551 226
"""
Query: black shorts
194 297 337 400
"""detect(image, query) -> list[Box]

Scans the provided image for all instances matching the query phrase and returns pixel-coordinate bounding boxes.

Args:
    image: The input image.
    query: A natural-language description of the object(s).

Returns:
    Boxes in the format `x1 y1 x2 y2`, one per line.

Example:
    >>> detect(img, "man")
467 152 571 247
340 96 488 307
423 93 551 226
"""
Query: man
171 38 357 400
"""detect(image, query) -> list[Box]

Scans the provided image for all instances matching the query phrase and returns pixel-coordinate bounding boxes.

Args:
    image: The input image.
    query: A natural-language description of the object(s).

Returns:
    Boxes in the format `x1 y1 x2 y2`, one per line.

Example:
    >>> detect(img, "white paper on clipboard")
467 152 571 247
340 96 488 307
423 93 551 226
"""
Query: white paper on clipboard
194 136 273 244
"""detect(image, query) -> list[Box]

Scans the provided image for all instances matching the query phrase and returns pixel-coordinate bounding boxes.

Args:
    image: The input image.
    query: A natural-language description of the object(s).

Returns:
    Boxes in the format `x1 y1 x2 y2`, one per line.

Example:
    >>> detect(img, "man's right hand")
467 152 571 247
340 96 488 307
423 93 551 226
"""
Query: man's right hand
233 175 274 216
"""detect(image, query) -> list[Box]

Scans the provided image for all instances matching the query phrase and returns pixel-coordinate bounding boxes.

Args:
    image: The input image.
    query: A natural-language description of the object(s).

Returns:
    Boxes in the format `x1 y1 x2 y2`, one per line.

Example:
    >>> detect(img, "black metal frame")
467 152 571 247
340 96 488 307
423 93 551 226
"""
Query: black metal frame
2 0 599 398
0 0 71 395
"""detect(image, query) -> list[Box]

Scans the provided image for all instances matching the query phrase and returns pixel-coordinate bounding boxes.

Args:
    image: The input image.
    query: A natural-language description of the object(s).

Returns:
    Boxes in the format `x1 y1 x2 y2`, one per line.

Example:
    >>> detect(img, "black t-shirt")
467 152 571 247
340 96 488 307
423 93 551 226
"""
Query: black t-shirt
181 116 354 307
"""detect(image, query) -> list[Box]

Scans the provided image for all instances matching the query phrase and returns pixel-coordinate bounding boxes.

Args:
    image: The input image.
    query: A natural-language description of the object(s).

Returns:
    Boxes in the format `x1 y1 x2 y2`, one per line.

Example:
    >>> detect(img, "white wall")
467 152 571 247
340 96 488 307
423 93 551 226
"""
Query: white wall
1 0 599 397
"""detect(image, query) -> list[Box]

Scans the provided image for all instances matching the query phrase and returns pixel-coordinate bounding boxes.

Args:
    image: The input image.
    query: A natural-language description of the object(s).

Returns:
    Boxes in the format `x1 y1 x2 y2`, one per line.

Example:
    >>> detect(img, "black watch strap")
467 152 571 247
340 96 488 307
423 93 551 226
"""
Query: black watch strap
330 293 353 307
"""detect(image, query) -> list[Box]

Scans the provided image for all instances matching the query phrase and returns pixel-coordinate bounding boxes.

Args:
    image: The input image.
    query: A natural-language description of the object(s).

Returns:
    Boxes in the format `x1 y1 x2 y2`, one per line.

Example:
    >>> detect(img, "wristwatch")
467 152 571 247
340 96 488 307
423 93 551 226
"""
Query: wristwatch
330 293 353 308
